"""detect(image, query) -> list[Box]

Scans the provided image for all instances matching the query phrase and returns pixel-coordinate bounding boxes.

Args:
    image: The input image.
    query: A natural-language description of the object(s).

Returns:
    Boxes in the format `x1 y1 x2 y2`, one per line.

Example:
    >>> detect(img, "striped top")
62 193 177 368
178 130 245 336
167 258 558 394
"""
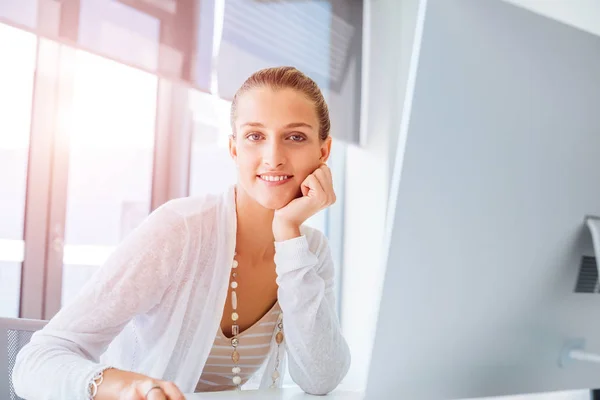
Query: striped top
195 302 282 392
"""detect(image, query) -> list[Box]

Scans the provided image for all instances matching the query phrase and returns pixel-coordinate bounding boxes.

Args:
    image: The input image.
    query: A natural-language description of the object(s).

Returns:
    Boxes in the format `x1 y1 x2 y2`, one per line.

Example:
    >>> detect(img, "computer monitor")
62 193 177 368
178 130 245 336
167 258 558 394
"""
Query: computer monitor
366 0 600 399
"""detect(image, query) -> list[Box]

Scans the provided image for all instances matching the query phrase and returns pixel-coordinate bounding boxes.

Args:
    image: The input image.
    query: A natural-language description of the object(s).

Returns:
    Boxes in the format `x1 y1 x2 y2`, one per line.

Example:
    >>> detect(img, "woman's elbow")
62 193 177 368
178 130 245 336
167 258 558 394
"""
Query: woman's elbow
11 346 33 399
301 382 339 396
299 353 352 396
299 374 345 396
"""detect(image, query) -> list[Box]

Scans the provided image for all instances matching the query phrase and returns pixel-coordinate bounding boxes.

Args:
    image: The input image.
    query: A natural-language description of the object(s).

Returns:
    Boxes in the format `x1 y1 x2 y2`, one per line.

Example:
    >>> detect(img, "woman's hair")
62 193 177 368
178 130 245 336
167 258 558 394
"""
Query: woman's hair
230 66 330 141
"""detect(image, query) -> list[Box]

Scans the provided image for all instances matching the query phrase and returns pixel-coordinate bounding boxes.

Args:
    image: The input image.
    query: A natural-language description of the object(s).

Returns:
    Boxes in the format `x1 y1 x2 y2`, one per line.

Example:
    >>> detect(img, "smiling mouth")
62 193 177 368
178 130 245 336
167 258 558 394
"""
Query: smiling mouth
258 175 293 182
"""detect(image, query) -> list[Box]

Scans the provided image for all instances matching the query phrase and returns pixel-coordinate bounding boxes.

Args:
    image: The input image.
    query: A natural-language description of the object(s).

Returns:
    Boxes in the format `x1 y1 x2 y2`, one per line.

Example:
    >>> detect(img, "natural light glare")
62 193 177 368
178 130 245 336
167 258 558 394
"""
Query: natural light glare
65 50 158 150
0 23 36 150
61 47 156 274
0 239 25 263
63 244 115 266
0 239 115 266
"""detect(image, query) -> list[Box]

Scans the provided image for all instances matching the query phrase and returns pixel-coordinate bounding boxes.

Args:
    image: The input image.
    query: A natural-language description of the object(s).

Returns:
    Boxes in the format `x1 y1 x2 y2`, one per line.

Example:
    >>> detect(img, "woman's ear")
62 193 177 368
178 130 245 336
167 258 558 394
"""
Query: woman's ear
319 136 332 162
228 135 237 160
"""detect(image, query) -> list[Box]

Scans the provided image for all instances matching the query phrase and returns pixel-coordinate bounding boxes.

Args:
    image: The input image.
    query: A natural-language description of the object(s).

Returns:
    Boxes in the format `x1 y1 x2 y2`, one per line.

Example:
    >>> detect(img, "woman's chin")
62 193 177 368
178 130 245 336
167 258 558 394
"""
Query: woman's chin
237 181 300 210
257 196 294 211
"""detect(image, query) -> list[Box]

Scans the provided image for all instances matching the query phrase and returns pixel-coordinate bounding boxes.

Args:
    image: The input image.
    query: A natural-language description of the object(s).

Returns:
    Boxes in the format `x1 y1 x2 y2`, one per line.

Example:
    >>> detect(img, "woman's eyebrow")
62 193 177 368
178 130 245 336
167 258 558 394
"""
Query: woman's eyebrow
240 122 265 129
284 122 313 130
240 122 314 130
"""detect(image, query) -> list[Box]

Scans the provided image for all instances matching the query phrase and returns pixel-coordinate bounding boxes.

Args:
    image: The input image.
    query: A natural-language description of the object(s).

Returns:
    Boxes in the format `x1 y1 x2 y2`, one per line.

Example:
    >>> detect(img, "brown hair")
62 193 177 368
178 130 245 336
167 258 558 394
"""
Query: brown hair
230 66 330 141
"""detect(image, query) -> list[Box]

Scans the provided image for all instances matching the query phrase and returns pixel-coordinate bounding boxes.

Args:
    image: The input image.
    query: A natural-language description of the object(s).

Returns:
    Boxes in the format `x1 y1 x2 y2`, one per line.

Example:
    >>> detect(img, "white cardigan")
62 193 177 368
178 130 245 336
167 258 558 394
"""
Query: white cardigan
12 185 350 400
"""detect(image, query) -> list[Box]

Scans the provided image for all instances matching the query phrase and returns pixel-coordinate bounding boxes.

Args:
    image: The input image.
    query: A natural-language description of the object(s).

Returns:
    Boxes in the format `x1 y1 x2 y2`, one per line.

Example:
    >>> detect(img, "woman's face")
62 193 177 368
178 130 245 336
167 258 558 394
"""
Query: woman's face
229 87 331 210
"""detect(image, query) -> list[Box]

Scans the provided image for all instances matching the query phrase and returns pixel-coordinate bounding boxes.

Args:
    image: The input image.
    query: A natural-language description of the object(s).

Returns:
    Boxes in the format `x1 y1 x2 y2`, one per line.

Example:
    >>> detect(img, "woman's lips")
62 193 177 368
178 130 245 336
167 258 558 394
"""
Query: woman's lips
257 174 293 186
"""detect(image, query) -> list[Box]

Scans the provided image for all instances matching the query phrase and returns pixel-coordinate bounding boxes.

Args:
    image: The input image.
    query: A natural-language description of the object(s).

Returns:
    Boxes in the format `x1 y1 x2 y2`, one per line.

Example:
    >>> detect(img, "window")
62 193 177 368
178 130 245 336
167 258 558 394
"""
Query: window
0 23 37 317
60 49 158 306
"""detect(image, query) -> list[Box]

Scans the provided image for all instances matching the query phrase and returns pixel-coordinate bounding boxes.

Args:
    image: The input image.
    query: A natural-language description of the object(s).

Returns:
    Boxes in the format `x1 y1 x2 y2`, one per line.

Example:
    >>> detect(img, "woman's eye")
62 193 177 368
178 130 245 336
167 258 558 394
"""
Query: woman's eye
247 133 262 141
289 134 306 142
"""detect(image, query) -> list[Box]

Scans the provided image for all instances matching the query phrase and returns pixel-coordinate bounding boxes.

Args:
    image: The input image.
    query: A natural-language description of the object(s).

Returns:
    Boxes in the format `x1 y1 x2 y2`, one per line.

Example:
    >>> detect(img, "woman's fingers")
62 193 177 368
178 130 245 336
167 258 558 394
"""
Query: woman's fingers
138 380 167 400
313 166 336 205
160 381 186 400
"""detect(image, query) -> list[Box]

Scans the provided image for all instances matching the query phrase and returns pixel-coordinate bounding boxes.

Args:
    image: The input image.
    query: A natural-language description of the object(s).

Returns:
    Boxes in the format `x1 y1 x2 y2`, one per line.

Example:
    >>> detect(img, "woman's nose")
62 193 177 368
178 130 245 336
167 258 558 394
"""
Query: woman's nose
262 141 286 168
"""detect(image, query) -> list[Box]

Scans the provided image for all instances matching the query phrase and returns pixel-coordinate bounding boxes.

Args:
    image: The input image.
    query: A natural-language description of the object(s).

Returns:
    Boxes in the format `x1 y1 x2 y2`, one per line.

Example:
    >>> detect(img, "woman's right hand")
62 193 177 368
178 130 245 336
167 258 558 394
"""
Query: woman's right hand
97 368 186 400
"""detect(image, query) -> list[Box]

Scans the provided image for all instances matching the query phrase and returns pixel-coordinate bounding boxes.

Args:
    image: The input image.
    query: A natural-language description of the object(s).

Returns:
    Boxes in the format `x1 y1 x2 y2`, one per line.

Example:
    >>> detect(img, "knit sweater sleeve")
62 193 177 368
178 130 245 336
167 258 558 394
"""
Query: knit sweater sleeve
274 229 351 395
12 203 189 400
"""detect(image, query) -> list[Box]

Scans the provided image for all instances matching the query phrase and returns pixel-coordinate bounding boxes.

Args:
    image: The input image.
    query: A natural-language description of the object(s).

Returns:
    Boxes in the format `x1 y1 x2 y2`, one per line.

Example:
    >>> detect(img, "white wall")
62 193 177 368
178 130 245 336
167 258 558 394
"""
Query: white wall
502 0 600 37
340 0 420 391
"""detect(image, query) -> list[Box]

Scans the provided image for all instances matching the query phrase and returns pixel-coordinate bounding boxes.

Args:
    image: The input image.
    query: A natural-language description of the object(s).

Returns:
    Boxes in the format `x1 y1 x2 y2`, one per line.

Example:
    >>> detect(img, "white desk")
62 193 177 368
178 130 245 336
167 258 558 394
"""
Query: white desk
184 387 591 400
185 388 364 400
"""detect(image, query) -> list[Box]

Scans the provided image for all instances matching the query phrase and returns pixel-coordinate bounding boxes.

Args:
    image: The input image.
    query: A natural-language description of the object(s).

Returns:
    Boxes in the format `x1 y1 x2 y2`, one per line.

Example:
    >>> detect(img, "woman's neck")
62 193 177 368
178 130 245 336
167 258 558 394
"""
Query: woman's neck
234 185 276 262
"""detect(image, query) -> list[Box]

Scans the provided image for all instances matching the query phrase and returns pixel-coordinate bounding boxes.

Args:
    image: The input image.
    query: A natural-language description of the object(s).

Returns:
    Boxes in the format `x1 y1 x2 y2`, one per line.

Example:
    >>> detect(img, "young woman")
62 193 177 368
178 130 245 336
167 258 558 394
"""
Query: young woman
13 66 350 400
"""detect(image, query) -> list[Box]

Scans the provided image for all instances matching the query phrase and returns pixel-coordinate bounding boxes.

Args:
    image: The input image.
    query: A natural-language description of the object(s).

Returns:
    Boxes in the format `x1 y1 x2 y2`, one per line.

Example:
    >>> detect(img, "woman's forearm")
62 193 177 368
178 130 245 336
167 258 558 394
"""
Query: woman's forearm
273 233 351 395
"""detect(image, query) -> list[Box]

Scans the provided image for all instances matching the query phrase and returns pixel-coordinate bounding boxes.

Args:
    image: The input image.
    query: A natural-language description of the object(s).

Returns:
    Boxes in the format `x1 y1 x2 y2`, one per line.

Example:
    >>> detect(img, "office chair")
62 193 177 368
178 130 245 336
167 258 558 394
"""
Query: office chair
0 317 47 400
